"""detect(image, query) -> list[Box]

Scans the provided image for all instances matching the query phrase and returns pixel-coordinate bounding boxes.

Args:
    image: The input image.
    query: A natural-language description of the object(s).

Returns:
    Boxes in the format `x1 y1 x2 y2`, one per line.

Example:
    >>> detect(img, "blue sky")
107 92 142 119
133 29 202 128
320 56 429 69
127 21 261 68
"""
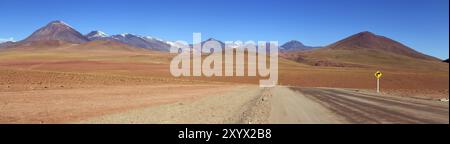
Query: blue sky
0 0 448 59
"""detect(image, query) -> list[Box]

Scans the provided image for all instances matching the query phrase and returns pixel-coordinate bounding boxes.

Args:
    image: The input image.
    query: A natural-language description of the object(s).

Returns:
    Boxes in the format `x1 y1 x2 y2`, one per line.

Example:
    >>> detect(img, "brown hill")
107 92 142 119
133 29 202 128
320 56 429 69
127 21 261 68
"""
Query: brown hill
281 31 447 72
327 31 439 61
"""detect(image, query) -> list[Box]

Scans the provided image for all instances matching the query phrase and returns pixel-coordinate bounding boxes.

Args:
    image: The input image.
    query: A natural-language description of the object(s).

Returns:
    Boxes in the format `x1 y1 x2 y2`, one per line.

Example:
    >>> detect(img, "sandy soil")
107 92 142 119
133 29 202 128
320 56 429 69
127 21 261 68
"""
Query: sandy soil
0 84 239 123
1 50 448 99
1 74 447 124
51 86 450 124
0 49 448 124
278 63 449 99
77 85 263 124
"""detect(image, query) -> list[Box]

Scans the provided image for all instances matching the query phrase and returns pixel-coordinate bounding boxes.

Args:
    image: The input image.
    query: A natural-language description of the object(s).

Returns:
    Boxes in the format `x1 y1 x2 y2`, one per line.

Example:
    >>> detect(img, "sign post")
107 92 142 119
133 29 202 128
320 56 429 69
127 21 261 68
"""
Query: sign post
374 71 382 93
377 78 380 93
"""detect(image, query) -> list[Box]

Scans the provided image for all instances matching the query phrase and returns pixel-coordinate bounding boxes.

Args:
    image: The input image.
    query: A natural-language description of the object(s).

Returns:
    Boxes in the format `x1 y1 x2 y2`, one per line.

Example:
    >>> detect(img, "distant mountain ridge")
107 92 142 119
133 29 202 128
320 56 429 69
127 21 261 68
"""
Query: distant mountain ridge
84 31 173 51
109 33 172 51
3 21 174 51
280 40 319 51
0 21 365 54
0 41 15 48
85 31 109 40
0 21 443 62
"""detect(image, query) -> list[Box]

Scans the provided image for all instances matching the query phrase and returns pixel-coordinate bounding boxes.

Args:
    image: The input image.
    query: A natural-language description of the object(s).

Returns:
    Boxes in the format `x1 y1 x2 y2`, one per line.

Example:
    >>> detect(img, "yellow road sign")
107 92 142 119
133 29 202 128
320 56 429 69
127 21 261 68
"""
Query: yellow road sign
374 71 382 79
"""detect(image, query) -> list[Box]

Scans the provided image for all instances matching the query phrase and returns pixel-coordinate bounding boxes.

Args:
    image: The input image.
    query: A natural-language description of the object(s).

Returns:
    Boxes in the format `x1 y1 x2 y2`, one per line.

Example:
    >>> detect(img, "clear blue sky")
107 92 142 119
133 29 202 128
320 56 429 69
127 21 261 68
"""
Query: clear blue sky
0 0 448 59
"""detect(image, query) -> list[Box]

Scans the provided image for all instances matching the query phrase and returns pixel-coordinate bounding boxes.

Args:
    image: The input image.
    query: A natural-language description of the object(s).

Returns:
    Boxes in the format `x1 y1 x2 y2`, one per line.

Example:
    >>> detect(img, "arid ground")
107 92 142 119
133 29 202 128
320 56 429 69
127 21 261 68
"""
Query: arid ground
0 44 448 124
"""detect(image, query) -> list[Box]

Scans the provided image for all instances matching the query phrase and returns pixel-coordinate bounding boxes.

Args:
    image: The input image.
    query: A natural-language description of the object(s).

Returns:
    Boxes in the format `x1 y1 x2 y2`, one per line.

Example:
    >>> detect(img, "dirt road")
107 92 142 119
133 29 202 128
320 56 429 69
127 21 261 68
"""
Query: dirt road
1 83 447 124
268 87 449 124
0 84 245 123
77 86 448 124
77 85 264 124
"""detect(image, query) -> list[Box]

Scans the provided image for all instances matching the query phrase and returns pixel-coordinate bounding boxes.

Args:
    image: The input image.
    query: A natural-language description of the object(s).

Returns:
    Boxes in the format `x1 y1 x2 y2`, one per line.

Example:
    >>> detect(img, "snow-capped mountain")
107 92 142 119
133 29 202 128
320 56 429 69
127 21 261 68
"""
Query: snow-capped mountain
188 38 225 49
85 31 109 40
109 33 171 51
83 31 174 51
24 20 89 44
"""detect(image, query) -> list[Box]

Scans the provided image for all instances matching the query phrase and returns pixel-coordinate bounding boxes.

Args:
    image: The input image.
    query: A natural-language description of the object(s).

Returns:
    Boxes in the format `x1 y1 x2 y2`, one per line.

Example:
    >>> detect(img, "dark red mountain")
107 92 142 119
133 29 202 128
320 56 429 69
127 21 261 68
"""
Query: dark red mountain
23 20 89 44
327 31 439 61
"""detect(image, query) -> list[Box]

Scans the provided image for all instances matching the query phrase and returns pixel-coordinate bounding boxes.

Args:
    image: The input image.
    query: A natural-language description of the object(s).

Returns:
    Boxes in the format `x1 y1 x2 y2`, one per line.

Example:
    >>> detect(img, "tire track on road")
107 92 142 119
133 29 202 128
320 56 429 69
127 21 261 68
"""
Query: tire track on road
325 89 448 115
291 88 448 124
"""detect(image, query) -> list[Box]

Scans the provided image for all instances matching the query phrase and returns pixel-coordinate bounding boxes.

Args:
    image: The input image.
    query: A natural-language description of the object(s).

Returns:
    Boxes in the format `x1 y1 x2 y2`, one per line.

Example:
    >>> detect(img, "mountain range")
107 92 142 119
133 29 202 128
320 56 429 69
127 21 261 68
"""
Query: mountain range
0 21 174 51
0 21 319 52
84 31 172 51
0 20 446 65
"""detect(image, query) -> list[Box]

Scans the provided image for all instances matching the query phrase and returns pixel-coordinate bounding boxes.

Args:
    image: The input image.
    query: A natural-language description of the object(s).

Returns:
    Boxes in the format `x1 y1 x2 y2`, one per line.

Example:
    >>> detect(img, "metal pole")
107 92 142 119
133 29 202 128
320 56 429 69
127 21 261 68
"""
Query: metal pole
377 78 380 93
